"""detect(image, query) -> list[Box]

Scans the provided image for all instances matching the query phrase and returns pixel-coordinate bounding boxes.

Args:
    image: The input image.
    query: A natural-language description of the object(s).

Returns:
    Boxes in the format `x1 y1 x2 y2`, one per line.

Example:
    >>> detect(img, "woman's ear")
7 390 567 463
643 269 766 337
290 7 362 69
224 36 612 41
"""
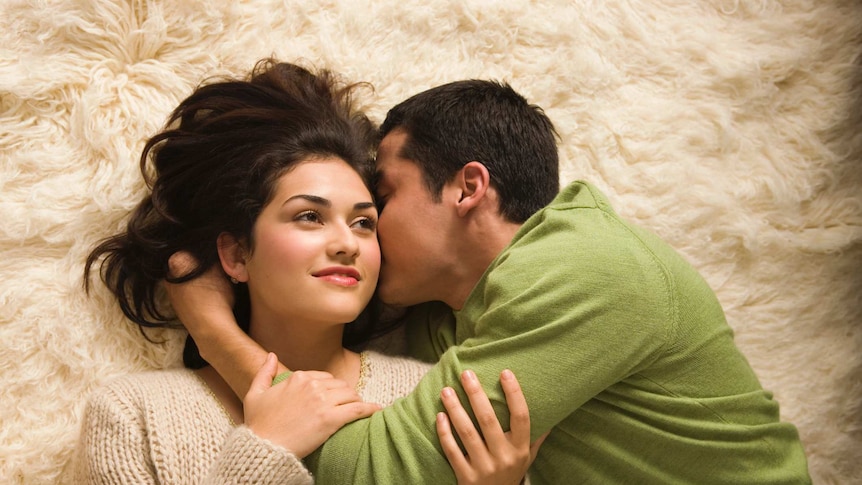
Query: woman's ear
216 232 249 283
454 161 491 217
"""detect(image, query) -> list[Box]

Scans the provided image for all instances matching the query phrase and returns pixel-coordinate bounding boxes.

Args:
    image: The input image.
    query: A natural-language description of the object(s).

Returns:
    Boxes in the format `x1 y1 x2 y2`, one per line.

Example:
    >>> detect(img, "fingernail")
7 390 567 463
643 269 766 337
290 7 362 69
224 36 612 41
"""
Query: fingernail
442 387 455 398
501 369 514 380
463 370 476 381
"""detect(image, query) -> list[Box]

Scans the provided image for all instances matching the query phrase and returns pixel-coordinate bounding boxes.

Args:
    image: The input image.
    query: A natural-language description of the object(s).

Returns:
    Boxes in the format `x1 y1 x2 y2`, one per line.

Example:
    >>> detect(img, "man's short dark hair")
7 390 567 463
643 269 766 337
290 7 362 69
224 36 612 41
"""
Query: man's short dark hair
380 80 560 223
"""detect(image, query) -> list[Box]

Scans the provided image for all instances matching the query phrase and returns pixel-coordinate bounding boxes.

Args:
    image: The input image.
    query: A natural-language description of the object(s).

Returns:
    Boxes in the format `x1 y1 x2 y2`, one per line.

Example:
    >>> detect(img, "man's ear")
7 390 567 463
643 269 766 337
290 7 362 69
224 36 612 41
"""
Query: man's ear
454 161 491 217
216 232 249 283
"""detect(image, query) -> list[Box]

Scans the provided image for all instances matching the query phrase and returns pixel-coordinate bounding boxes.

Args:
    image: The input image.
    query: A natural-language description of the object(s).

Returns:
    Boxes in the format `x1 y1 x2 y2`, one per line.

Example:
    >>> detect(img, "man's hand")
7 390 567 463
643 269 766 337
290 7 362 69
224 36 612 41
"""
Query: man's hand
164 251 235 327
164 251 274 397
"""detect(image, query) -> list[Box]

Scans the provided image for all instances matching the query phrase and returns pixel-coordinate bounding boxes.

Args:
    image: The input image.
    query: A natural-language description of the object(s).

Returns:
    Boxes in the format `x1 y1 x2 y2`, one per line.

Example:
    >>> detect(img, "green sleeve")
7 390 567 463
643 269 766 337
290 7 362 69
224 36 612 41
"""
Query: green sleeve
304 354 458 484
445 211 674 438
404 301 457 363
305 208 674 483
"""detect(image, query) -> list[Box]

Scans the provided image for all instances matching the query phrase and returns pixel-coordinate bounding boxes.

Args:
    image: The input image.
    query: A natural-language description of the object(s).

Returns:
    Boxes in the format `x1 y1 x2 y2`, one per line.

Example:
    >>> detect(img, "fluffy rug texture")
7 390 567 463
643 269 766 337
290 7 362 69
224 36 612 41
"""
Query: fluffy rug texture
1 0 860 483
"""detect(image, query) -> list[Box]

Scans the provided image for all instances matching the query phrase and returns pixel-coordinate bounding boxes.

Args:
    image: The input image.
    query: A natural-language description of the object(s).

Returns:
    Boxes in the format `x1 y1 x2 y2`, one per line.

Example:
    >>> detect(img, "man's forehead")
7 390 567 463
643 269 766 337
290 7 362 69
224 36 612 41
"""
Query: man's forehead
378 129 409 158
374 150 401 180
375 130 417 187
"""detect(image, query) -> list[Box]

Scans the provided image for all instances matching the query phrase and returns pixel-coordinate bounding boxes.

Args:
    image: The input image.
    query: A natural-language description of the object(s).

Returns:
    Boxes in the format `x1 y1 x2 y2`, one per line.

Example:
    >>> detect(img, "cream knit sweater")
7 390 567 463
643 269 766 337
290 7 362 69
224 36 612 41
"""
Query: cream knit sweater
73 351 432 484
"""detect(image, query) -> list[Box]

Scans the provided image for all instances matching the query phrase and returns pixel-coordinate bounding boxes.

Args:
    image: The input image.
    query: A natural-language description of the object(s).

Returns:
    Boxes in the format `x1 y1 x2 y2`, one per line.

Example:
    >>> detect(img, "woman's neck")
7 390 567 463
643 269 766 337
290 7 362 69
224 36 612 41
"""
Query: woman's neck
194 306 364 426
248 313 359 387
194 317 362 426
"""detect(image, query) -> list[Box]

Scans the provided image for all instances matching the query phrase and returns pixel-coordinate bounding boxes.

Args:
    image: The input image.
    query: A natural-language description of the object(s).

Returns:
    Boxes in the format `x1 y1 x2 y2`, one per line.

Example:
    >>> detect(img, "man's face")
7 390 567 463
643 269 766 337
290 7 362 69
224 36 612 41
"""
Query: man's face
374 129 454 307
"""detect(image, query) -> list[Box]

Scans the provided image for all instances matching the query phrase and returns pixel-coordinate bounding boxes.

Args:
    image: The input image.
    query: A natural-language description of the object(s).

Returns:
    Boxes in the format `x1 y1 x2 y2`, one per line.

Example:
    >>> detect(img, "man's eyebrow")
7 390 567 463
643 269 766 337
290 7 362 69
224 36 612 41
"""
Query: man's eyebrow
284 195 375 211
371 170 384 190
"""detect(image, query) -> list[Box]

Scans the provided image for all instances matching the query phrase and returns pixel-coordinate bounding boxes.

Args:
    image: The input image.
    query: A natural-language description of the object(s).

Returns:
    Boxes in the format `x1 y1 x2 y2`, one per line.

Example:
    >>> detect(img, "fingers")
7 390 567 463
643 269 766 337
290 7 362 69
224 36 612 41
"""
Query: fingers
437 411 470 475
440 385 490 462
270 370 364 407
243 369 379 458
500 369 530 447
246 353 277 397
167 251 198 278
283 370 349 391
460 370 507 451
437 371 539 485
163 251 235 316
331 401 381 425
315 386 367 407
441 370 533 450
165 251 230 292
530 431 550 461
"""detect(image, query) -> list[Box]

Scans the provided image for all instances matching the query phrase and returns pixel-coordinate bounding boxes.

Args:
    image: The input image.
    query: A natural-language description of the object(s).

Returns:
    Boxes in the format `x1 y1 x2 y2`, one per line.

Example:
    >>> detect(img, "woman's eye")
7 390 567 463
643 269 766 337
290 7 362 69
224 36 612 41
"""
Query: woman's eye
296 211 322 223
352 217 377 231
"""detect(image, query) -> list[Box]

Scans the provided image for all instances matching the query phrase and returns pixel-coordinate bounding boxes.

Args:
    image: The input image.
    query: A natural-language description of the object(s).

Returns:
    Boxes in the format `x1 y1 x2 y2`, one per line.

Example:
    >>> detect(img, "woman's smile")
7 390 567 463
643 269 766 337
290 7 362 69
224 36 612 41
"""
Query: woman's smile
313 266 362 286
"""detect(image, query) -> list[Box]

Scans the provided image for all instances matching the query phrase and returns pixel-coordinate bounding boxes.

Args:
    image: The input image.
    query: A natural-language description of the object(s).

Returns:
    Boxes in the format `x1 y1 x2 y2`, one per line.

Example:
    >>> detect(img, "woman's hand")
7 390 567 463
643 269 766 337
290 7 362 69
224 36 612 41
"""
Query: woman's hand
437 369 548 485
244 353 381 458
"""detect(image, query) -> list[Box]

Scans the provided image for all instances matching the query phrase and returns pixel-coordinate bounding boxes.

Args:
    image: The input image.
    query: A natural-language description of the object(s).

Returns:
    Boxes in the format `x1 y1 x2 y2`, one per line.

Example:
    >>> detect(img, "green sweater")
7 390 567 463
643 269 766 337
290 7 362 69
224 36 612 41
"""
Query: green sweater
307 181 810 484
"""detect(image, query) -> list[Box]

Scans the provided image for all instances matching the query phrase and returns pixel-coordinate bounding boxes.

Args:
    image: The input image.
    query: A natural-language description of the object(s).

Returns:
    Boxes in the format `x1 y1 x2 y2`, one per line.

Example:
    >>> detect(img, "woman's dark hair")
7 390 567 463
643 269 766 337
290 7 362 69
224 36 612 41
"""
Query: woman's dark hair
84 59 391 367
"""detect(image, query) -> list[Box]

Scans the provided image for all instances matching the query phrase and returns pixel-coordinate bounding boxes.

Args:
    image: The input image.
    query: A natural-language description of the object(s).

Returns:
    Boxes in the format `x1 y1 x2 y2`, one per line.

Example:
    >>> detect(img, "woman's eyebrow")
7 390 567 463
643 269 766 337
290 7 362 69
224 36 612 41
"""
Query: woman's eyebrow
284 194 330 207
284 195 375 210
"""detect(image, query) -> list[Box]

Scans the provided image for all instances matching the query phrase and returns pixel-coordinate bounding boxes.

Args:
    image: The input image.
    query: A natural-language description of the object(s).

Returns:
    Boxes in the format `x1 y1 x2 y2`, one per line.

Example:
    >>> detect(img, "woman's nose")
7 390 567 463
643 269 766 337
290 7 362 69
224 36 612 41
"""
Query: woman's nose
328 223 360 259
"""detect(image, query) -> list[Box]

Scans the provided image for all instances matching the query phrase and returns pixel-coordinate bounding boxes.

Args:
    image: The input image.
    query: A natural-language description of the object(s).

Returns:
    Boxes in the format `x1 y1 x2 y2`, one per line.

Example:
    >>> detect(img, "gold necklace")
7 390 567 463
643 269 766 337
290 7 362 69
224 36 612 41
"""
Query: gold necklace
355 351 370 394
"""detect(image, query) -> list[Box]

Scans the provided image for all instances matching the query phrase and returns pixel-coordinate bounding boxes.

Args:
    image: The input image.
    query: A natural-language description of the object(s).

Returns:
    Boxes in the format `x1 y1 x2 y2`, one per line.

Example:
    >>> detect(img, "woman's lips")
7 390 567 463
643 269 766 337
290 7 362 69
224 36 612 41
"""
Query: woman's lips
313 267 361 286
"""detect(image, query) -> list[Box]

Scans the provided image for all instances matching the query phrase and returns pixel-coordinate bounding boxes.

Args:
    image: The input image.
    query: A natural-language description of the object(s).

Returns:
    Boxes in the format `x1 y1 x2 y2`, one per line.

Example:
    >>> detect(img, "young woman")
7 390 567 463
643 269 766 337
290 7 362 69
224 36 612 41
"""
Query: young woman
76 60 539 484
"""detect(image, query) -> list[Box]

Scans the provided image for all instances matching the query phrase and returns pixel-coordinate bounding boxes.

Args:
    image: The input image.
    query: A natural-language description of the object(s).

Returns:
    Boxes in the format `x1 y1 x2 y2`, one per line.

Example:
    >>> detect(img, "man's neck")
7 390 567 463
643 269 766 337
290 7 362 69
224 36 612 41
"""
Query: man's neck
446 218 522 310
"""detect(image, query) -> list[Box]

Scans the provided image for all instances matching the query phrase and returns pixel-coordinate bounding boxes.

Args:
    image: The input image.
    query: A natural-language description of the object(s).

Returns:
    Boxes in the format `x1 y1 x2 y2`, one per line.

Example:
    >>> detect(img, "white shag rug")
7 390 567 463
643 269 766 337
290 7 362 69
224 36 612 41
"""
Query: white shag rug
1 1 860 483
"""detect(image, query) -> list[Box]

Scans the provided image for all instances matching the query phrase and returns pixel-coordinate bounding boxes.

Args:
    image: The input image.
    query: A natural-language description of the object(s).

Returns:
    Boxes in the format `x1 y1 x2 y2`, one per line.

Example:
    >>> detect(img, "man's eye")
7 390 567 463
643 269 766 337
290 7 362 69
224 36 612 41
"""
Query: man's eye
375 196 387 212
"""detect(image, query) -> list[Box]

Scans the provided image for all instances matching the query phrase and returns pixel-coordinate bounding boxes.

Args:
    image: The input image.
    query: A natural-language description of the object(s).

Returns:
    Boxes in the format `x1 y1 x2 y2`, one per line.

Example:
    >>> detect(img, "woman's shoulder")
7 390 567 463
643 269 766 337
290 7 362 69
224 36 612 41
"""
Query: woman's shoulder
92 366 197 394
85 367 205 416
364 350 434 374
361 351 433 406
79 368 236 480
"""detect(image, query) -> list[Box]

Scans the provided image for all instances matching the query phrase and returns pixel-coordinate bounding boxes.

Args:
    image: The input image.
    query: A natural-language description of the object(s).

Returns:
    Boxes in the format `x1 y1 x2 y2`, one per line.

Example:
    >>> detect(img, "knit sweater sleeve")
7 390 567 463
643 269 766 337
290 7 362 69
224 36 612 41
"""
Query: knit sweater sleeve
205 426 313 485
74 371 315 485
73 383 159 485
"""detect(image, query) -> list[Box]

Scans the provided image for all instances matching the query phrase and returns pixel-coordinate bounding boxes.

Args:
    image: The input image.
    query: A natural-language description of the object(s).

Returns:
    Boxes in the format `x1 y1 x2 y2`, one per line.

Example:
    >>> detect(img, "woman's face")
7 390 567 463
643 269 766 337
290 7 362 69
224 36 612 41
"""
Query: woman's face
241 157 380 327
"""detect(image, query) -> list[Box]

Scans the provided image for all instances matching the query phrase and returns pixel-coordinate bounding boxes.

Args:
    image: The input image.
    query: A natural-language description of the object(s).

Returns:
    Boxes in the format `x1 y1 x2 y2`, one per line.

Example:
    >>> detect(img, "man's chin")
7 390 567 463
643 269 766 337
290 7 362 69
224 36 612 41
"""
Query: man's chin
376 282 409 308
376 290 402 308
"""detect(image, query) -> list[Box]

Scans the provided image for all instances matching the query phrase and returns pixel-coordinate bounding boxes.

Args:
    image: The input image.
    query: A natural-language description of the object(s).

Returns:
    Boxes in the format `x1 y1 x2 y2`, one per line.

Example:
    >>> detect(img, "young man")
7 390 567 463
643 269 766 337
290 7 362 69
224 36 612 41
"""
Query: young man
168 80 810 483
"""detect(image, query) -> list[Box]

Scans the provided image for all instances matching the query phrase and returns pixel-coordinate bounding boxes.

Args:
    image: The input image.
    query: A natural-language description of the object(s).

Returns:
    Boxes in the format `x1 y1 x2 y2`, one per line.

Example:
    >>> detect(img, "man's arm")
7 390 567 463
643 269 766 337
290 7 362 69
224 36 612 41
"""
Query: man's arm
305 230 671 483
167 210 672 483
404 301 458 362
165 253 286 396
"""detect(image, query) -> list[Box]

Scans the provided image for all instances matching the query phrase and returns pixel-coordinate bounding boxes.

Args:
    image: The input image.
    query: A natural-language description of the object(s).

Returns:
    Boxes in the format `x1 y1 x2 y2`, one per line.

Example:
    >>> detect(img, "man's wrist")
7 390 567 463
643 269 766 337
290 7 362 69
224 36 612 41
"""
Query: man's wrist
181 312 243 361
